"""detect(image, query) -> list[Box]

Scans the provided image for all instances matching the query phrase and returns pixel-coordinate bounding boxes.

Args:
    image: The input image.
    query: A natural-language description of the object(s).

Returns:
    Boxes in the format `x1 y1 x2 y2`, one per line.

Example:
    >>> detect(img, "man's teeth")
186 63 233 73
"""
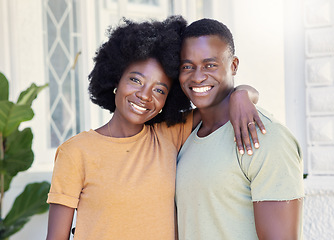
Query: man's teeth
131 102 147 111
192 86 211 93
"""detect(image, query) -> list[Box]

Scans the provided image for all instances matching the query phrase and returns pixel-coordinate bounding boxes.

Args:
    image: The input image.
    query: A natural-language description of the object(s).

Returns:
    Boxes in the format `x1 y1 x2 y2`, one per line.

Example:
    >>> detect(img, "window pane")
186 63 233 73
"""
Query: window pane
43 0 82 148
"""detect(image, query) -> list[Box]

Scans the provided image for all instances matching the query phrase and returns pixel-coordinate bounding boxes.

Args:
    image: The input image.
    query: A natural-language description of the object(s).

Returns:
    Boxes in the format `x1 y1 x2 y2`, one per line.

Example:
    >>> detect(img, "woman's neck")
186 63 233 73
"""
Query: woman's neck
94 111 145 138
108 116 144 138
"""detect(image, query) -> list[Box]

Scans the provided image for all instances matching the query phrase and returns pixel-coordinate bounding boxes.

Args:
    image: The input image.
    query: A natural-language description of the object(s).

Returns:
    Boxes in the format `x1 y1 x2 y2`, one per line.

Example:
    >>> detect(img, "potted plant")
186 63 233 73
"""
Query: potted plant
0 72 50 239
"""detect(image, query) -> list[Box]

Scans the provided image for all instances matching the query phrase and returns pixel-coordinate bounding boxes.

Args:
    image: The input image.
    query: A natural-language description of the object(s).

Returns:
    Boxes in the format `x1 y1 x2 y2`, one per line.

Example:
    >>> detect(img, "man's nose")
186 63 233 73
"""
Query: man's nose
192 67 207 83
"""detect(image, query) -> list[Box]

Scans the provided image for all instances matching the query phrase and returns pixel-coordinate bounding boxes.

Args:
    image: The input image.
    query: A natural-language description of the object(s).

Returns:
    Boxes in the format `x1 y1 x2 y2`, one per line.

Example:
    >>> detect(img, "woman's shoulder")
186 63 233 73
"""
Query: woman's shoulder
57 130 100 151
153 110 193 132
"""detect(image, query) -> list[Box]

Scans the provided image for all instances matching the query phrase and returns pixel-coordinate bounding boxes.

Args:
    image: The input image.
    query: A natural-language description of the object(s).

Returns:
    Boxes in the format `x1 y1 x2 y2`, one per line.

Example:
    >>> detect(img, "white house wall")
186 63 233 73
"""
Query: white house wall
302 0 334 238
0 0 333 239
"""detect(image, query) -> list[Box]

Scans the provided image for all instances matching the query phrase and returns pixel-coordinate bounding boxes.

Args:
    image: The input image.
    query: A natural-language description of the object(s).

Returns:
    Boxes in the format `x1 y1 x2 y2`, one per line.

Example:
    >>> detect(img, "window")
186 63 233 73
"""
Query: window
43 0 83 148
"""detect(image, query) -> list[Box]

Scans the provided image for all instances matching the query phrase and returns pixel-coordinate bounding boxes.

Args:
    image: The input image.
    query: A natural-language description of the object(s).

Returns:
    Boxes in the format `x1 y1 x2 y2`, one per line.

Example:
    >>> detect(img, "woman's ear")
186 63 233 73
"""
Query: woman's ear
231 56 239 75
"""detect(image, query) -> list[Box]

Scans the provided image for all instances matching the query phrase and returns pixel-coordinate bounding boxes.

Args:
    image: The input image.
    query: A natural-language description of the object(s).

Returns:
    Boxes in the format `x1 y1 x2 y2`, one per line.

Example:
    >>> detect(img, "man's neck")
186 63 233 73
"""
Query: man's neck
197 95 231 138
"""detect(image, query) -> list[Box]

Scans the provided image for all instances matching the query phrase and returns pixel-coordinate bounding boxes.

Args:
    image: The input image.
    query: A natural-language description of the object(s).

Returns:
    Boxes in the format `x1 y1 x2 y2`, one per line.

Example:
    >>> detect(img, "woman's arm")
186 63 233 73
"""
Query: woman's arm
229 85 266 155
192 85 266 155
236 84 259 104
46 203 75 240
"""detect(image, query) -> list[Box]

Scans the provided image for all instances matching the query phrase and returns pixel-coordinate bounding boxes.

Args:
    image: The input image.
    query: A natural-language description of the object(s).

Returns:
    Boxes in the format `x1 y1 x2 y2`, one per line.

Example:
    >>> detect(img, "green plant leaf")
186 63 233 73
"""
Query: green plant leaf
0 72 9 101
0 219 6 240
0 73 49 239
16 83 48 106
1 181 50 238
0 173 13 193
3 128 34 178
0 101 34 137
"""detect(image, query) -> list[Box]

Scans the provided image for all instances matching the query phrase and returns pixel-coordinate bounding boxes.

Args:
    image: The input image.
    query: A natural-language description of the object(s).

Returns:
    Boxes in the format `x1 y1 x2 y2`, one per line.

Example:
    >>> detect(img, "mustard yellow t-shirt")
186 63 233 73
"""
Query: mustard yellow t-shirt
47 114 193 240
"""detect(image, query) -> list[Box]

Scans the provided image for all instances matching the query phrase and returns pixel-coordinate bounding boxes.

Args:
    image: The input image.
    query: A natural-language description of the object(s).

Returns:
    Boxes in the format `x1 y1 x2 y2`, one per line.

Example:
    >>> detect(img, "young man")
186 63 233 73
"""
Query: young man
175 19 304 240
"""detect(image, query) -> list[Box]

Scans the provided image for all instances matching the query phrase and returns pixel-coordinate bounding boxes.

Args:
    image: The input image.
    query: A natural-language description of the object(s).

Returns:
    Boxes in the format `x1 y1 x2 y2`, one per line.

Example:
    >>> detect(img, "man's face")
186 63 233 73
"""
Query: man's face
179 35 238 110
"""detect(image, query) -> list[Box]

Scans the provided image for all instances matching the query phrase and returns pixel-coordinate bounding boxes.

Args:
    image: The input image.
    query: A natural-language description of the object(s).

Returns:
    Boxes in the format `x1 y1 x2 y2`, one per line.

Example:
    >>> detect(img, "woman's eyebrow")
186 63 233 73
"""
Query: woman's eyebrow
129 71 169 90
129 71 144 76
156 82 169 90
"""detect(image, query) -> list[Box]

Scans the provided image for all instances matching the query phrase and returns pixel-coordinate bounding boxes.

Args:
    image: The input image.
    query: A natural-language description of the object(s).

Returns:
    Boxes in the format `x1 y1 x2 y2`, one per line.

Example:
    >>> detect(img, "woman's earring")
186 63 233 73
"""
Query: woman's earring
159 109 162 114
113 88 117 94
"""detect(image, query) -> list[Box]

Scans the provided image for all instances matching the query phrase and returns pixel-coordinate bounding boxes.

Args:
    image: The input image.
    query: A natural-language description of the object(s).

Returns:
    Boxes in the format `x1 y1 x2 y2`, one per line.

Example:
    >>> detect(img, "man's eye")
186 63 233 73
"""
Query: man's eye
206 64 217 68
181 65 193 70
130 77 141 84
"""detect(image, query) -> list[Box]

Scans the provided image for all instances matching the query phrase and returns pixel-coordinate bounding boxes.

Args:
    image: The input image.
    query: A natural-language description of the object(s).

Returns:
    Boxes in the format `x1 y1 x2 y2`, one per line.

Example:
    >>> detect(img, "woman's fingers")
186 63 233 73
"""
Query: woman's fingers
234 126 245 155
254 115 266 135
241 123 253 155
234 117 266 155
234 120 254 155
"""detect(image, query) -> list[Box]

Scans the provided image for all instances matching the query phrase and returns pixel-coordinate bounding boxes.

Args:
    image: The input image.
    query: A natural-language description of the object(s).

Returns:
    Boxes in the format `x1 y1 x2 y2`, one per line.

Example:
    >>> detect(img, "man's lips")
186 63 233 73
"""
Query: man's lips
191 86 213 93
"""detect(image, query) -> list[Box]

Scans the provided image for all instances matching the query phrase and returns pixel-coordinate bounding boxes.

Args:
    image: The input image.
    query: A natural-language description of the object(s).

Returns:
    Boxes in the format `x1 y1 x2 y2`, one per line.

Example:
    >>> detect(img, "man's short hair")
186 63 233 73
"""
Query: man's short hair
182 18 235 55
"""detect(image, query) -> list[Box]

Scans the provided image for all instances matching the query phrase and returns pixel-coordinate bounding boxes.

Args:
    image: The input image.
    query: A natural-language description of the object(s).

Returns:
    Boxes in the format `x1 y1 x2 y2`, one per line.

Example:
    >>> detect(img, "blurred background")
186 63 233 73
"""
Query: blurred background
0 0 333 239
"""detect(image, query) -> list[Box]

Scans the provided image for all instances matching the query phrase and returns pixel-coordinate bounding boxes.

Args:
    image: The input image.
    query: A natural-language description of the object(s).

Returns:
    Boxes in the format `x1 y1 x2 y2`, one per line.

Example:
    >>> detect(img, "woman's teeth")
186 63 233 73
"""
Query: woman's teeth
130 102 147 111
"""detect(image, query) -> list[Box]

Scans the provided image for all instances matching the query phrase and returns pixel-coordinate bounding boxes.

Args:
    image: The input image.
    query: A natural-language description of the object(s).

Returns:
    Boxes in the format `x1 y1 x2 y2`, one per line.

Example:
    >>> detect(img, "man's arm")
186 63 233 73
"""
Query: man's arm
247 119 304 240
253 199 303 240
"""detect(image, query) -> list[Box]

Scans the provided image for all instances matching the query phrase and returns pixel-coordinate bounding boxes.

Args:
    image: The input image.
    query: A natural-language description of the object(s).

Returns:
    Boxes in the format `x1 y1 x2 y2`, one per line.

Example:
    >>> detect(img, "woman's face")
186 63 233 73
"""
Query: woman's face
114 58 172 126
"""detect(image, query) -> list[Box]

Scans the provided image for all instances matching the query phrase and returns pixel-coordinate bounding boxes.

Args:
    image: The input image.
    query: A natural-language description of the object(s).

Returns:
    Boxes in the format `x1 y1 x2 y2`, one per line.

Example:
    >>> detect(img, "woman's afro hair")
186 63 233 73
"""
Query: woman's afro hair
88 15 192 126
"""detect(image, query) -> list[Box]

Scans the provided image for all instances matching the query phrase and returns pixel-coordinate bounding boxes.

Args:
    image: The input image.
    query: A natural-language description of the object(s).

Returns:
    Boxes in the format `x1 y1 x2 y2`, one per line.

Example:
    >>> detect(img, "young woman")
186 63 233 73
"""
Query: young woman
46 16 264 240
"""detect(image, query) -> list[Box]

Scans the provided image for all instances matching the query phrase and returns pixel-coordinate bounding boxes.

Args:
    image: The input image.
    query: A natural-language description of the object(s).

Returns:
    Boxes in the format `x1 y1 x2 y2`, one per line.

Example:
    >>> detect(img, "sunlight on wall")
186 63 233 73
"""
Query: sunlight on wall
231 0 286 123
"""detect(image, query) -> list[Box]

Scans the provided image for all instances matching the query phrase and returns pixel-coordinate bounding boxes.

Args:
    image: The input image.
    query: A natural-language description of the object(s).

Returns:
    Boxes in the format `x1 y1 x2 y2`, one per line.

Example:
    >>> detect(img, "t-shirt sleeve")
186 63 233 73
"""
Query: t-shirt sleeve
171 111 194 148
241 122 305 202
47 143 84 208
158 110 194 151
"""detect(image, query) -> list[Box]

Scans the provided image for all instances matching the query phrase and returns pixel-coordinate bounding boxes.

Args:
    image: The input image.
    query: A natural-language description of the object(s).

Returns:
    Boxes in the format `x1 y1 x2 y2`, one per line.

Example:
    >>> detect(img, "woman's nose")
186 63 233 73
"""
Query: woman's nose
135 86 152 101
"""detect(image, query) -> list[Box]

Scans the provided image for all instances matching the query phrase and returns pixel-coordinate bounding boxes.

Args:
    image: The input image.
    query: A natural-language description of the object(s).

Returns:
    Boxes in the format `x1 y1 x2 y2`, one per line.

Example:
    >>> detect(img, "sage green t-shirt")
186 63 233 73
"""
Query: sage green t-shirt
175 108 304 240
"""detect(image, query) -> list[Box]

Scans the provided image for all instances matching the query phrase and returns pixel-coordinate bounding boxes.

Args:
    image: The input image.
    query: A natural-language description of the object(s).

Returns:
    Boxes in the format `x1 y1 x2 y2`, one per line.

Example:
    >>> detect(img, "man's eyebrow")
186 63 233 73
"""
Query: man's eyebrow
129 71 169 90
203 57 218 62
180 59 192 64
180 58 218 64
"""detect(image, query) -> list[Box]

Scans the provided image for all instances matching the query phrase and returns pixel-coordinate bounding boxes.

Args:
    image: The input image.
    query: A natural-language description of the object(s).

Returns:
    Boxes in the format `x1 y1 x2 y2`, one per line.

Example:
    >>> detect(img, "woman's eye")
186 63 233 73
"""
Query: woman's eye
155 88 165 95
130 77 141 84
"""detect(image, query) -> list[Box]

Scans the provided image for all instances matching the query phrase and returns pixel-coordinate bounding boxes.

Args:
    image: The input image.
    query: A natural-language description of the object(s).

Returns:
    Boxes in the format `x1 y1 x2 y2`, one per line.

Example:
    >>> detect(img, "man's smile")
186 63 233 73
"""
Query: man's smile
191 86 213 93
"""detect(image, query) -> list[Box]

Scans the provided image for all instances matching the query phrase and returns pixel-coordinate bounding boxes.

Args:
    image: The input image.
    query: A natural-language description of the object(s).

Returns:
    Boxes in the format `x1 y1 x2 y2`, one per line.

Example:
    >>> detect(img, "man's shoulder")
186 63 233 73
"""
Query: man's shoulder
256 107 282 126
251 107 303 160
243 108 305 201
256 107 296 140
